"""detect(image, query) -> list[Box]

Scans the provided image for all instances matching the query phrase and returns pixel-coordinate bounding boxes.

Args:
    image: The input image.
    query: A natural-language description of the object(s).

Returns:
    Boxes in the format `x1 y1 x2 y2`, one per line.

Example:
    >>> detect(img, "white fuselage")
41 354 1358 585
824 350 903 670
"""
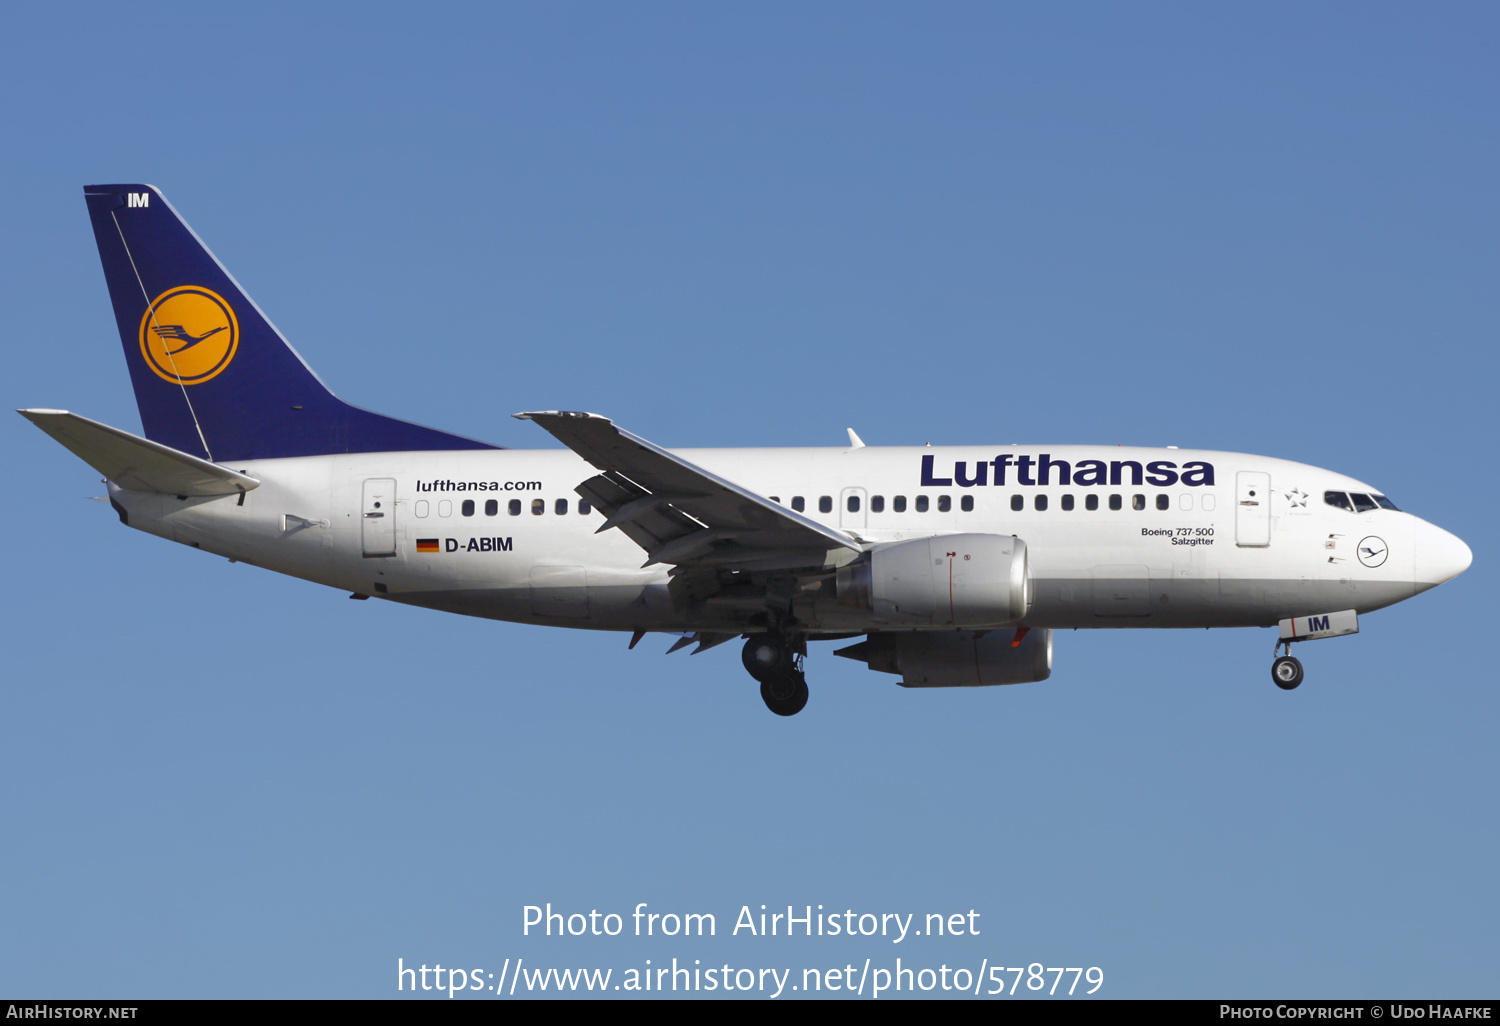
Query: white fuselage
109 443 1469 635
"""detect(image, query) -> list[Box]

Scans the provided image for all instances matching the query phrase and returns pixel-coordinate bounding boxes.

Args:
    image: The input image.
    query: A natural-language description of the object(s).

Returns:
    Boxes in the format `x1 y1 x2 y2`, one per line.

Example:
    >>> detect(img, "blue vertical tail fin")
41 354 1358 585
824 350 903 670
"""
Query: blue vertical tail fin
83 184 496 462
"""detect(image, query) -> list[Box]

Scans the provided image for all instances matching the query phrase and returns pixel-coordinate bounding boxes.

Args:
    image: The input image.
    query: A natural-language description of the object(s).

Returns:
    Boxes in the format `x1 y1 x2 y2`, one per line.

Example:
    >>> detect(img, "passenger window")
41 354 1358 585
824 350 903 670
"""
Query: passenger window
1324 491 1353 512
1109 494 1122 511
1061 494 1074 511
791 496 805 512
960 495 973 512
531 499 545 515
915 495 929 512
769 496 780 504
556 498 569 515
509 499 521 516
1202 493 1216 511
415 500 429 518
1085 494 1099 511
819 496 833 514
871 495 885 513
1350 493 1378 513
1374 494 1399 511
893 495 907 512
1179 494 1192 511
847 495 860 513
1010 495 1024 512
485 499 498 516
1035 494 1048 511
1156 494 1169 511
1132 494 1145 511
461 499 475 517
937 495 951 512
579 500 591 515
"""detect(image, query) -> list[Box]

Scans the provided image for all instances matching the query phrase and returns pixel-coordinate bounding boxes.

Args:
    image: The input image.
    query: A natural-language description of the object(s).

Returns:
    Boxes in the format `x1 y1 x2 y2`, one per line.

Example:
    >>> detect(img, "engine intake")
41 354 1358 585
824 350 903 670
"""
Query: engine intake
835 533 1031 627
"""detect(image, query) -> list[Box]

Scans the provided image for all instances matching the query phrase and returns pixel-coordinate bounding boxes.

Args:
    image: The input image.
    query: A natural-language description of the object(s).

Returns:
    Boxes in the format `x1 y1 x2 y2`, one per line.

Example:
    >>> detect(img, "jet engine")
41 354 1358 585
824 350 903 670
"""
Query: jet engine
835 533 1031 628
834 628 1053 687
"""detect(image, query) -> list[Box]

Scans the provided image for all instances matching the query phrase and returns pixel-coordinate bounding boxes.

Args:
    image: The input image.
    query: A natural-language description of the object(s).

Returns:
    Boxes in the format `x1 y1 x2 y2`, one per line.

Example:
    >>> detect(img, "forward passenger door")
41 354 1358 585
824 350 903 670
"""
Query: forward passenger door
1235 472 1271 548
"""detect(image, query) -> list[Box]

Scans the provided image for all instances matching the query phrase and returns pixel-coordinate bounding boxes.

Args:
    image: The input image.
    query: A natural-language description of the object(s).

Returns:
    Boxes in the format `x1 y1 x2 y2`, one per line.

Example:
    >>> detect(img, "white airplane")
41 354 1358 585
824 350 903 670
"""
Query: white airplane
22 184 1472 715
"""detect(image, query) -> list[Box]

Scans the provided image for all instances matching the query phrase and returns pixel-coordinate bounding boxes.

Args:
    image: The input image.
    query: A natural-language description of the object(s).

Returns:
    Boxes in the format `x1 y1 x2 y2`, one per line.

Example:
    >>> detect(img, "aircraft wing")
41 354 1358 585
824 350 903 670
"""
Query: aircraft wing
515 411 860 571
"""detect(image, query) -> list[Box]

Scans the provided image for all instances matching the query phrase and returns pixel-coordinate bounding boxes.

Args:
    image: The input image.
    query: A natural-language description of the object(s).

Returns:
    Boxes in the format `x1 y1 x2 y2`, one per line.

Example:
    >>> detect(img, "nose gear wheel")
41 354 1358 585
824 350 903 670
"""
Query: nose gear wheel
1272 655 1304 690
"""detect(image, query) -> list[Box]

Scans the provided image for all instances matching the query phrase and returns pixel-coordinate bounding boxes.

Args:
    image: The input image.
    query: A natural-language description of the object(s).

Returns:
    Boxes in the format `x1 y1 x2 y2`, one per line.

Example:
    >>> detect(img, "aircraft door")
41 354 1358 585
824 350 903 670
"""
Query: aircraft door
361 478 397 557
1235 471 1271 548
840 487 867 530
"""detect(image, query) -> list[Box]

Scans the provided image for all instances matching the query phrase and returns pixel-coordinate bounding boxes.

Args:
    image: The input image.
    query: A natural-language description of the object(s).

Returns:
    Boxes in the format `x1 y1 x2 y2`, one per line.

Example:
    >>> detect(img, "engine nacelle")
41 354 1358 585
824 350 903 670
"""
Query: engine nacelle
835 533 1031 628
834 628 1053 688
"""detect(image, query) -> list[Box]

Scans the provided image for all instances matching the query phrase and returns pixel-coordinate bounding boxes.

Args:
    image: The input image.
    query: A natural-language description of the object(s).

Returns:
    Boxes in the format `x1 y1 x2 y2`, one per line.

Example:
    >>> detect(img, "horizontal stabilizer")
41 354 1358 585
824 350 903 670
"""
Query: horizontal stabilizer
19 409 260 496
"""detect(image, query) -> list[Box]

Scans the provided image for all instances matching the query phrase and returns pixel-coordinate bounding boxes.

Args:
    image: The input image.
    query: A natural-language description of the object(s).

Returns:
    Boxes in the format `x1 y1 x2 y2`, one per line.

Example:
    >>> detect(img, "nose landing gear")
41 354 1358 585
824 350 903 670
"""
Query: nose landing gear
1271 639 1304 690
1272 655 1304 690
1270 610 1360 691
743 632 808 716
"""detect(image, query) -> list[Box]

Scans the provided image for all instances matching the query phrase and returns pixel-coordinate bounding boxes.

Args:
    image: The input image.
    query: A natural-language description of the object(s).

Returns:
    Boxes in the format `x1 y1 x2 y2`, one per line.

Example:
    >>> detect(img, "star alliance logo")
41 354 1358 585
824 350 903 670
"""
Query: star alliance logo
1284 487 1308 508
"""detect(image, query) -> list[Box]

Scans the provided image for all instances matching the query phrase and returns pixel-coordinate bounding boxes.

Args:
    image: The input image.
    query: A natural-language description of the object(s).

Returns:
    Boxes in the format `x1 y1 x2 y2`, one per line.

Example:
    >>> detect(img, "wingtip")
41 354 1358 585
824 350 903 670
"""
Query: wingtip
19 408 72 426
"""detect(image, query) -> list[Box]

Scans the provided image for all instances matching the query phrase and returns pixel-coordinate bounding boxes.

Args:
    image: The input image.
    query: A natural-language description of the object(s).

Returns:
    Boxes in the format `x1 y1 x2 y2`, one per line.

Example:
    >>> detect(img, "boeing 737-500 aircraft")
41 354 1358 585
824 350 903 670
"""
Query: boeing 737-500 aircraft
22 184 1473 715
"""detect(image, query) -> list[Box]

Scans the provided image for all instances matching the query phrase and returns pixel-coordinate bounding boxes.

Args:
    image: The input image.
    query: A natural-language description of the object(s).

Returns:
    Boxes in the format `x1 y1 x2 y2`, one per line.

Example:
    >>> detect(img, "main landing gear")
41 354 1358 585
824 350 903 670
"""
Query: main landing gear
743 631 808 716
1271 640 1304 691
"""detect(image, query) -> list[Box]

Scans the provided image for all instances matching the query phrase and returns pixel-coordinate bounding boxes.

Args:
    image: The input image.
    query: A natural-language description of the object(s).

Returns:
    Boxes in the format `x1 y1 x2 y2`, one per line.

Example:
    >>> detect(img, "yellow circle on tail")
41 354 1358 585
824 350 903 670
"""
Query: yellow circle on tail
138 286 239 385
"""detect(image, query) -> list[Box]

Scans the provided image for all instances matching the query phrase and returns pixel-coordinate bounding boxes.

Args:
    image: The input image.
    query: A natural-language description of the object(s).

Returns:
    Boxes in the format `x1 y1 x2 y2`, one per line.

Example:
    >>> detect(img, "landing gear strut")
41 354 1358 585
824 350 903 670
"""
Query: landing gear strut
743 631 808 716
1272 640 1304 691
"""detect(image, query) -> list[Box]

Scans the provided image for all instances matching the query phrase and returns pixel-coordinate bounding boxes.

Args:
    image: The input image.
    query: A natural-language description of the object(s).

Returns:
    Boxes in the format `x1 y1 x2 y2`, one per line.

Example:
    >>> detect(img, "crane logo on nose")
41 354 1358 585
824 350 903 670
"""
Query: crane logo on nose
138 286 239 385
1357 536 1388 568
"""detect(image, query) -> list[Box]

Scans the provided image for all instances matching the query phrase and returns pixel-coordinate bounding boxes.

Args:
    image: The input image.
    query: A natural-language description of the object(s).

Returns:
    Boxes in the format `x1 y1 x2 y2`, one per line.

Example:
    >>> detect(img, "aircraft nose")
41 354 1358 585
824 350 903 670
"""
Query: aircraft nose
1413 522 1472 590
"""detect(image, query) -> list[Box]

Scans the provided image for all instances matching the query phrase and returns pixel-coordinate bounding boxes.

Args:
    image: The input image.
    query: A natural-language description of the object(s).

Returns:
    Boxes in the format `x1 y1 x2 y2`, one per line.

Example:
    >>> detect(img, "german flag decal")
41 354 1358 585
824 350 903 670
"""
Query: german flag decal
416 538 440 553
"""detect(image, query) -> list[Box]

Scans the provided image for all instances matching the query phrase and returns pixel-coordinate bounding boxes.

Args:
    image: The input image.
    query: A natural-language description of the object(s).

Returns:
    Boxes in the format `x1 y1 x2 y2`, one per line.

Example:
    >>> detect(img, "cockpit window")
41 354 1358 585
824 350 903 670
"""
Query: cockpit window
1325 490 1399 513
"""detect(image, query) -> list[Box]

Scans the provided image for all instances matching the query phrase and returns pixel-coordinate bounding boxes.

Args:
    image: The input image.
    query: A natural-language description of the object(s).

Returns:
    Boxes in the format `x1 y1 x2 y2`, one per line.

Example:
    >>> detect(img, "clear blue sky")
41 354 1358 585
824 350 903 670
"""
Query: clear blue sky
2 1 1494 999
